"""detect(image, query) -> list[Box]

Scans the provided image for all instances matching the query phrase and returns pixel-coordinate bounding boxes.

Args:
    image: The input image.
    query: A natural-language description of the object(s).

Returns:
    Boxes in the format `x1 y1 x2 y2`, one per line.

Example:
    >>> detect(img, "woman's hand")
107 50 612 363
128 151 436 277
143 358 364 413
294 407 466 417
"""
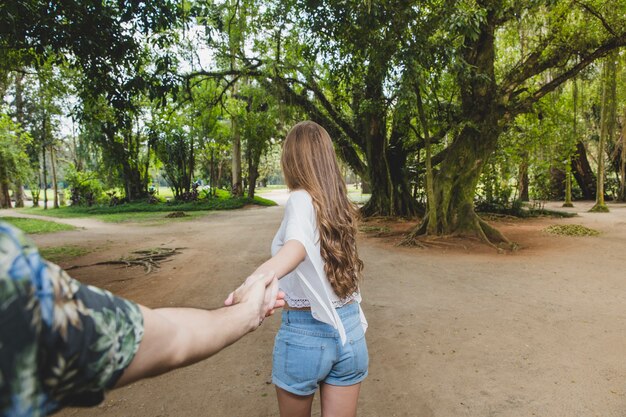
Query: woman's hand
224 272 285 321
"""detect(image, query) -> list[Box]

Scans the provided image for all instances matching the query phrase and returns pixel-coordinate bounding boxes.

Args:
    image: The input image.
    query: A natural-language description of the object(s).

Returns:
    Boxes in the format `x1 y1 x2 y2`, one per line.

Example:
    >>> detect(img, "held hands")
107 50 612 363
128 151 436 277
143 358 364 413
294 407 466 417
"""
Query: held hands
224 272 285 328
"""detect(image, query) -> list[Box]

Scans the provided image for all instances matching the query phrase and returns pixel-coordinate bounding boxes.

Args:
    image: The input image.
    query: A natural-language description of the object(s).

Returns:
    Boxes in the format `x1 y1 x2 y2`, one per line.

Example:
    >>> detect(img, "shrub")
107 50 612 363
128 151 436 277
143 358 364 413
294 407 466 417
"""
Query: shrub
65 166 105 206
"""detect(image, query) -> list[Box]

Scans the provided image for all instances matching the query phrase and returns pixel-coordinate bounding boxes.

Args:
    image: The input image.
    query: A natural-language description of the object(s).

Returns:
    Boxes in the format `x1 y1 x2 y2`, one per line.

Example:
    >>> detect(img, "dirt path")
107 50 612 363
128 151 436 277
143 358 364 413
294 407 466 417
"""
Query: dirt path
5 199 626 417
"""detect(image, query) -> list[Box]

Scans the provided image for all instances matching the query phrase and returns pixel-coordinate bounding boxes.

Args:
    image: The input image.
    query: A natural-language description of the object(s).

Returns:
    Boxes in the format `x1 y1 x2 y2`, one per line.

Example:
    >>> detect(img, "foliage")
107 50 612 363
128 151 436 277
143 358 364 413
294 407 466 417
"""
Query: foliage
0 113 31 180
21 194 276 217
39 245 92 263
64 165 105 206
3 0 626 246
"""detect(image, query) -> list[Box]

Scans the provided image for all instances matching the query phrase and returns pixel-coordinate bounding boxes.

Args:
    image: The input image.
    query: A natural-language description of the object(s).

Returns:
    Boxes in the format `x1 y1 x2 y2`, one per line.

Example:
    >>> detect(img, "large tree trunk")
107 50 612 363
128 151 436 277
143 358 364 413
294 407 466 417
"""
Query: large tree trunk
549 166 566 199
406 124 508 245
119 131 148 202
571 141 596 199
360 119 417 217
0 106 10 208
359 66 418 217
360 124 391 216
13 183 25 208
517 156 530 201
121 159 146 202
246 139 262 199
0 184 11 209
247 163 258 199
591 54 616 212
386 142 420 216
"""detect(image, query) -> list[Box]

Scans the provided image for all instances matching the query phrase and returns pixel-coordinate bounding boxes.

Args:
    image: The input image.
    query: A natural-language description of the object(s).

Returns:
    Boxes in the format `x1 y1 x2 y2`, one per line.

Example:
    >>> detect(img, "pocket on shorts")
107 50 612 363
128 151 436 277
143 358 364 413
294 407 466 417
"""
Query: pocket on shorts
351 330 369 374
284 340 325 383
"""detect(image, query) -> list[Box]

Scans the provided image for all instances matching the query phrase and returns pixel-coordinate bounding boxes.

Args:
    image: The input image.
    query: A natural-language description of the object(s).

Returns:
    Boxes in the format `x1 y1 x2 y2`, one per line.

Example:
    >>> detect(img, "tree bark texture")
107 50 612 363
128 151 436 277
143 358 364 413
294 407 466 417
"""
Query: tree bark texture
591 54 615 211
51 145 59 208
42 144 48 210
517 157 530 201
618 107 626 201
13 71 25 208
571 141 596 199
231 119 243 197
549 166 566 199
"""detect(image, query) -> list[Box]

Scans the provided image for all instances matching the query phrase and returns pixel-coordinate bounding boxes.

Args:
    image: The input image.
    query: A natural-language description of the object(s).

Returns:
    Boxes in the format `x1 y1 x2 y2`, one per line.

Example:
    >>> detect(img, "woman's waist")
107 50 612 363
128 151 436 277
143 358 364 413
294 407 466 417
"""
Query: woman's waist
283 292 358 310
280 302 361 329
283 299 356 311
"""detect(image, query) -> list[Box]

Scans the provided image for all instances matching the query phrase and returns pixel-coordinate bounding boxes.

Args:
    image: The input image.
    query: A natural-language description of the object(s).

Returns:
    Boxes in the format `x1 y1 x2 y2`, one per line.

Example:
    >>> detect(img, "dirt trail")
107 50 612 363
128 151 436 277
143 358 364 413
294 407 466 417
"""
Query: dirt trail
4 198 626 417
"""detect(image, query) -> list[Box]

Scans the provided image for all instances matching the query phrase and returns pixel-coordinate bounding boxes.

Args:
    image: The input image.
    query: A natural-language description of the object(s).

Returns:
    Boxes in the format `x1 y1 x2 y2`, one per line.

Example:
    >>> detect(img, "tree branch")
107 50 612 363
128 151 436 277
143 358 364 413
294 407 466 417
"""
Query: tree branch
282 75 363 148
261 76 367 178
499 7 571 95
575 1 618 37
510 34 626 115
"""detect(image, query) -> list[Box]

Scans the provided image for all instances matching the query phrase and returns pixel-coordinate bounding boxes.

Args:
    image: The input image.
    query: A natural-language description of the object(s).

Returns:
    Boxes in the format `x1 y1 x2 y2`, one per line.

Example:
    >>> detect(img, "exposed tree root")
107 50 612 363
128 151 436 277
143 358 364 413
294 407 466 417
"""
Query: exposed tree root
589 203 610 213
401 214 517 252
66 247 185 274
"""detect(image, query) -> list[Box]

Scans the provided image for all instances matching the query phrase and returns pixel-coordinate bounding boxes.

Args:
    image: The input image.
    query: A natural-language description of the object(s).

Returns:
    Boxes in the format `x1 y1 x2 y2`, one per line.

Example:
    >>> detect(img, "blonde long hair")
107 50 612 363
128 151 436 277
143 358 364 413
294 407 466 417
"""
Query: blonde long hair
281 121 363 298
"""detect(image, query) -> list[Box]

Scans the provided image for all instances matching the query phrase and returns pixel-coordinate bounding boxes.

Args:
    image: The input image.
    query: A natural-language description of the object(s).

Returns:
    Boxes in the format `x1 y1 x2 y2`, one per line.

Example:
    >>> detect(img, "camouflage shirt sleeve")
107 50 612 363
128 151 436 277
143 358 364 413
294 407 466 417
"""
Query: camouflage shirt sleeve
0 222 144 416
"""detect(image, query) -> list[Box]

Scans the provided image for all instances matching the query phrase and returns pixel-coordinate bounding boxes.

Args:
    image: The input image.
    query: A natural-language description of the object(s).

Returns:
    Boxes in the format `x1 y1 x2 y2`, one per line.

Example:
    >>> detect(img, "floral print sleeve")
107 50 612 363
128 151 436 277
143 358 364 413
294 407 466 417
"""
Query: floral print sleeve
0 222 144 416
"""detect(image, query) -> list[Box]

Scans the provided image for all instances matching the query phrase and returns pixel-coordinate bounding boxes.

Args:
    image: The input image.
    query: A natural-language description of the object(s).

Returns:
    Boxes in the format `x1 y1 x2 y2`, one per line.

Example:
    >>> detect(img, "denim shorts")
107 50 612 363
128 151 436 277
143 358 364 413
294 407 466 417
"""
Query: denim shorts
272 303 369 396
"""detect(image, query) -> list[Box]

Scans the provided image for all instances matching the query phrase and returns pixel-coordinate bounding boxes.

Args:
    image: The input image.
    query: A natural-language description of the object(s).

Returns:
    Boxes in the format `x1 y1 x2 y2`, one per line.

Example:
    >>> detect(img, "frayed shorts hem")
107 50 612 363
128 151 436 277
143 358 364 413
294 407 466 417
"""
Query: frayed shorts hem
272 376 317 396
272 371 368 397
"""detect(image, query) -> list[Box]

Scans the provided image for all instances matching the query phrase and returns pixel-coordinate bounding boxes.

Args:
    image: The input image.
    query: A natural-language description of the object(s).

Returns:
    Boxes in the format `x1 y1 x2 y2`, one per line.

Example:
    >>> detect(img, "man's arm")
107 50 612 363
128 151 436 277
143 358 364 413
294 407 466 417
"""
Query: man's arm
224 240 306 307
115 273 282 388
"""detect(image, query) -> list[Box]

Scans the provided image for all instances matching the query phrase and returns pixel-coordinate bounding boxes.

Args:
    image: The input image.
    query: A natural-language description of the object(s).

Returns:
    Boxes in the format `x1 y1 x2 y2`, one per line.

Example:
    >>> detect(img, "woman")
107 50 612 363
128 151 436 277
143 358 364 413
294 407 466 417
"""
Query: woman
228 121 368 417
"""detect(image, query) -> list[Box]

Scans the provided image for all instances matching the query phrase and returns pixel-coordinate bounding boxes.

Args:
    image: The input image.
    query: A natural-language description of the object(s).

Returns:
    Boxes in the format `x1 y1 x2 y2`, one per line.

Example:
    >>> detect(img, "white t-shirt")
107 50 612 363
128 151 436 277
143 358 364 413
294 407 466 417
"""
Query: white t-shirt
271 190 367 345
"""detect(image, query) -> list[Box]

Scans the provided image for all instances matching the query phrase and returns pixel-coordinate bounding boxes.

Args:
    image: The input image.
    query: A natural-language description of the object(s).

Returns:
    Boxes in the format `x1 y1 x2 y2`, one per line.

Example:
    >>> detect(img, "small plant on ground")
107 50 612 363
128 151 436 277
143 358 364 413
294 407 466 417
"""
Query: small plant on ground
544 224 600 236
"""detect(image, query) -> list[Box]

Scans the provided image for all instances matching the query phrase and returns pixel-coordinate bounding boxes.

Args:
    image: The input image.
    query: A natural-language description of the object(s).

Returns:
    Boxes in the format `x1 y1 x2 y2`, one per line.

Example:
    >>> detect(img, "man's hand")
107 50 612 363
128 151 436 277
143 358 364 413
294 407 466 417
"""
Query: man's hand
116 273 286 388
224 272 285 326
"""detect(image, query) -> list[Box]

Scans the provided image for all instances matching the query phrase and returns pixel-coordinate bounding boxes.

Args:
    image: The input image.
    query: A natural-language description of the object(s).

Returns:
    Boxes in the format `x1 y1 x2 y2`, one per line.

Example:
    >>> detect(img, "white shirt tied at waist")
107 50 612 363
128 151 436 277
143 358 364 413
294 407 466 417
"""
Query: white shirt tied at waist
271 190 367 345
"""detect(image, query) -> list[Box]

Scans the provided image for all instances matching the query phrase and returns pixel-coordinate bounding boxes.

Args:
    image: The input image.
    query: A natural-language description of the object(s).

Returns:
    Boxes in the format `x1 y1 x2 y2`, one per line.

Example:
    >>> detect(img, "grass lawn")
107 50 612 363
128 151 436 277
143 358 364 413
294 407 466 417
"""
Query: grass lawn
39 245 93 263
347 184 371 204
0 217 76 234
256 184 288 192
17 194 277 222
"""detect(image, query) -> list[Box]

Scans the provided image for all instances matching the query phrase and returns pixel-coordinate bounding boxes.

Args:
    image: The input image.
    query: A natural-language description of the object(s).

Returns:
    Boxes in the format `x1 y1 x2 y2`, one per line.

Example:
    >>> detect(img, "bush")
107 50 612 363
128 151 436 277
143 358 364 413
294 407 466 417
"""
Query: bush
65 166 105 206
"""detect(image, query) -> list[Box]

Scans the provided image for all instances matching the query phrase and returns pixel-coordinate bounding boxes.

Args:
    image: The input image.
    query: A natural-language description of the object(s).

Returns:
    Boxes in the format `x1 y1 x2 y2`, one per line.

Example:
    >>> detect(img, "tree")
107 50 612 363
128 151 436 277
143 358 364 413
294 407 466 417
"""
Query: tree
238 83 282 198
2 0 185 202
404 0 626 245
188 0 422 216
0 113 31 208
152 103 199 200
591 52 618 211
564 78 579 207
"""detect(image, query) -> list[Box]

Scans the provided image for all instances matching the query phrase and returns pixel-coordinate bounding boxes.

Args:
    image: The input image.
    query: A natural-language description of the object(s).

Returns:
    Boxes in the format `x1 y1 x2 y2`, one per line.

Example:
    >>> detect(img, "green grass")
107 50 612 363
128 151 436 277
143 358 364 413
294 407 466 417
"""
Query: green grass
0 217 76 234
256 184 288 192
39 245 92 263
18 195 277 222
